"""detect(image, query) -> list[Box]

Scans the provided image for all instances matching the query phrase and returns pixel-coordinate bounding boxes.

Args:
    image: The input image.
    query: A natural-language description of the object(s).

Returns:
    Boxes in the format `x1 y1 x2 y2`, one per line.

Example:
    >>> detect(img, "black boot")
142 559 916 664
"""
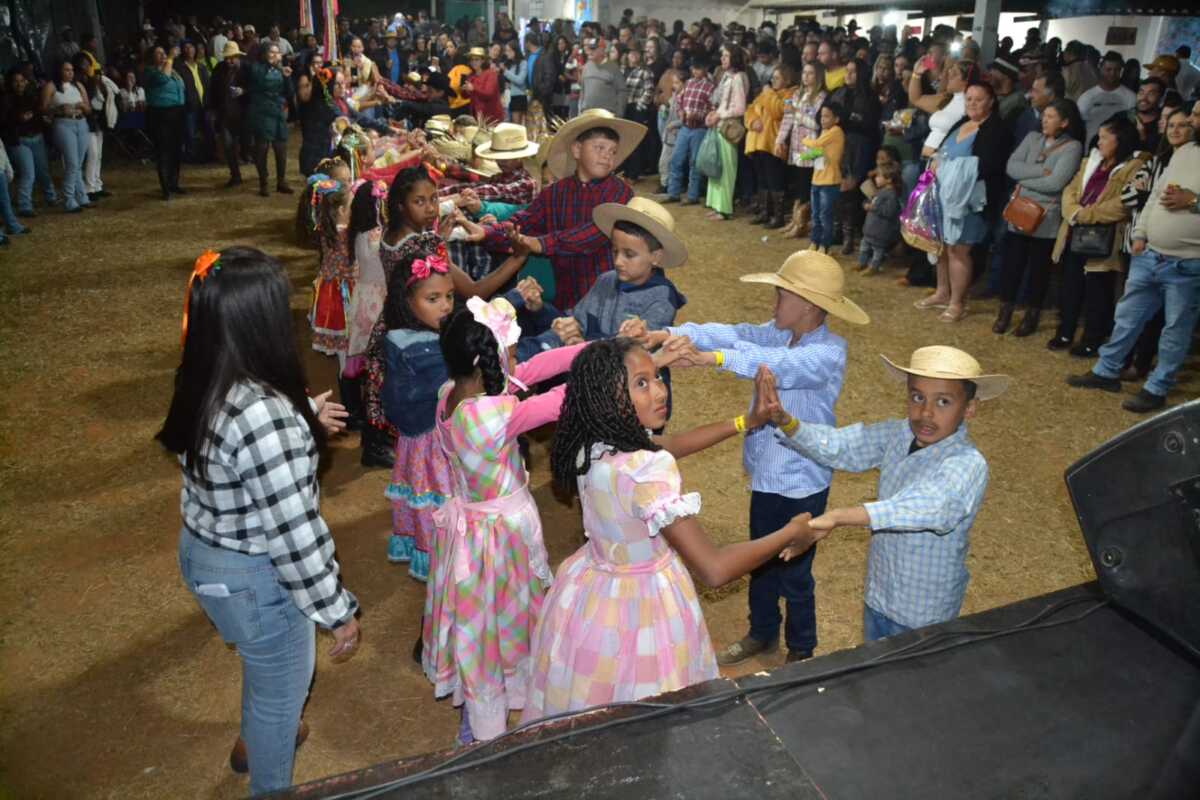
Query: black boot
360 425 395 469
992 303 1015 335
1013 308 1041 337
750 191 770 225
765 192 787 229
338 375 366 432
840 224 858 256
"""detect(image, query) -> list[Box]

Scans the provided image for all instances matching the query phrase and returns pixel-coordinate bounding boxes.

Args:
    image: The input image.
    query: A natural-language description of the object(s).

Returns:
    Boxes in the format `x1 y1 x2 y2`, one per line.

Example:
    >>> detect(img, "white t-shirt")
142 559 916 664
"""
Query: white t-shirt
119 86 146 111
261 36 294 56
1077 85 1136 147
210 34 228 59
923 92 965 151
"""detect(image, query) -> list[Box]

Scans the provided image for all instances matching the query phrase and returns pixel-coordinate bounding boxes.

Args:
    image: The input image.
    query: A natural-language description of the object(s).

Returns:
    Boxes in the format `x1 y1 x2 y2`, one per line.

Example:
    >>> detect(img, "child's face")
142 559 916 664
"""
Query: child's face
874 172 889 187
407 272 455 330
906 376 976 448
624 347 669 431
404 180 440 229
772 288 822 334
875 150 895 171
571 134 619 181
820 107 836 130
611 228 659 286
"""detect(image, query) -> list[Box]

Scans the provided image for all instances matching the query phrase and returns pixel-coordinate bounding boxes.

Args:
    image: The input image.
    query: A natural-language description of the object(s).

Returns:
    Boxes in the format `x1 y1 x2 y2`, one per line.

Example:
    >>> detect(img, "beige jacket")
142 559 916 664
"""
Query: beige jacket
1052 148 1148 272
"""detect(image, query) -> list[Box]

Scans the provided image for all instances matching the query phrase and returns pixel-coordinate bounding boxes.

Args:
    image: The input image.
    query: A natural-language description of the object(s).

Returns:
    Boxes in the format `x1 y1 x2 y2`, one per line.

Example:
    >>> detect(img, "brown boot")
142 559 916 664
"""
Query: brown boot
779 200 800 237
230 719 310 774
795 202 811 238
1013 308 1041 337
841 225 858 256
992 303 1015 335
765 192 788 229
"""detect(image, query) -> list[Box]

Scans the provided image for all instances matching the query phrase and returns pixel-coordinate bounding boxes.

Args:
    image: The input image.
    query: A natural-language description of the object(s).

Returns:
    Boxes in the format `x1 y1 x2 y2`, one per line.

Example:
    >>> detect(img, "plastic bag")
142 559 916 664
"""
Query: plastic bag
697 128 723 180
900 168 943 257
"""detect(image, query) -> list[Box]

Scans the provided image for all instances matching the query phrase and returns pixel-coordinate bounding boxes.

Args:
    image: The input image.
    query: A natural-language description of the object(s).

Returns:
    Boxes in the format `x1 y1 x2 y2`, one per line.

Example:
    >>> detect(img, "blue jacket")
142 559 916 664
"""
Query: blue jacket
382 329 447 437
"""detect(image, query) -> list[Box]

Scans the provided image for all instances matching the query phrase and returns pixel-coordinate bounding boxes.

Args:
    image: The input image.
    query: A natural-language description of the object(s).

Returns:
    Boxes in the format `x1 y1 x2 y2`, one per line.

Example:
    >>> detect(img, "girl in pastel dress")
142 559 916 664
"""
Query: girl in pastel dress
426 298 587 745
340 179 389 430
523 340 822 721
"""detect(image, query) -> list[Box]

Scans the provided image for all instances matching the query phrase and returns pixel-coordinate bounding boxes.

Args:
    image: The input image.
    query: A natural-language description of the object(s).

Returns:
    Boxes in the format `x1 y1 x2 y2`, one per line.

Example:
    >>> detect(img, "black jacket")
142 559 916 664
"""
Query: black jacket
945 112 1013 222
207 61 245 126
177 60 210 111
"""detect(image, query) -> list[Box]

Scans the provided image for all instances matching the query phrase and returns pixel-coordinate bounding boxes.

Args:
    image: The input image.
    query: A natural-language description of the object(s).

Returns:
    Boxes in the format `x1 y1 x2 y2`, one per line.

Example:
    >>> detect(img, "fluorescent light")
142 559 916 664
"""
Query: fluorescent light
884 11 905 27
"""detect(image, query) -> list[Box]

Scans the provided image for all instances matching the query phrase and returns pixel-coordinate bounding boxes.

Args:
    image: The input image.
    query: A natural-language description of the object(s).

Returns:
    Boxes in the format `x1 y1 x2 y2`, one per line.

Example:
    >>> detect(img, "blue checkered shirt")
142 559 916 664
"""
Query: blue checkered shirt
778 418 989 628
669 321 845 500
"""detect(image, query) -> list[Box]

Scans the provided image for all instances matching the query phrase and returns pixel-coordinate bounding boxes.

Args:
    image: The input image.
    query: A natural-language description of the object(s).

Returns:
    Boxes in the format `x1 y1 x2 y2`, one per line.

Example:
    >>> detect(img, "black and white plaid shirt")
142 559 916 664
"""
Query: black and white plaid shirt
179 381 358 629
624 66 655 112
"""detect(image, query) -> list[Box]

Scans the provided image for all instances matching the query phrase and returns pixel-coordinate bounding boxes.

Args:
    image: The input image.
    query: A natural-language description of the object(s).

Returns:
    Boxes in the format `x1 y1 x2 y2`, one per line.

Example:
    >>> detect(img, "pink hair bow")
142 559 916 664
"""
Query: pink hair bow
406 252 450 285
466 296 526 392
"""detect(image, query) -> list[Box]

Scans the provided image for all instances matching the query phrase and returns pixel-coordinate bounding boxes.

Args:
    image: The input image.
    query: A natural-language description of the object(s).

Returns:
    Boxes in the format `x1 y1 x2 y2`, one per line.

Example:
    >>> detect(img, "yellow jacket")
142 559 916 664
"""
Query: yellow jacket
448 64 473 109
744 86 790 155
803 126 844 186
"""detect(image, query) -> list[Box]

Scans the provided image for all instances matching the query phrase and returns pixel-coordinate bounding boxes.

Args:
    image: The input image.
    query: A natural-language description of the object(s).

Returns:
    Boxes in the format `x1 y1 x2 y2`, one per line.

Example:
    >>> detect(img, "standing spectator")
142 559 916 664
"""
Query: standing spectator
501 41 527 125
993 99 1084 336
74 52 114 202
1067 110 1198 412
834 58 881 253
42 60 93 212
658 53 715 206
3 69 59 216
988 58 1028 137
57 26 81 63
177 41 211 162
468 48 503 125
579 38 625 115
818 39 844 90
1077 52 1135 147
753 38 778 88
776 61 826 237
1047 115 1147 356
1174 46 1199 101
1134 78 1166 155
746 63 793 228
1061 40 1098 101
1145 54 1180 94
209 41 247 186
143 45 187 200
1121 59 1142 94
262 24 294 57
246 43 294 197
118 69 146 110
703 45 748 221
384 32 405 85
620 47 655 181
209 25 230 64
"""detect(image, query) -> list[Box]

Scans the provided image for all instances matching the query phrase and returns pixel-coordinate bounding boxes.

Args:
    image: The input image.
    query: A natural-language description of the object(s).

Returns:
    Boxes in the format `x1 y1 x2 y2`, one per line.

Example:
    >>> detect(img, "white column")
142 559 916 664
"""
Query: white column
972 0 1002 65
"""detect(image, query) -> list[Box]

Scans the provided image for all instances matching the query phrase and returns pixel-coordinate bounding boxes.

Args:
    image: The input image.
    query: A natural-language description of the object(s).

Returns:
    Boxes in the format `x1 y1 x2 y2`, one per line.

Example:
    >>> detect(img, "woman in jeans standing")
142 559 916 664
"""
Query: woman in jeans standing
158 247 359 795
3 69 58 216
142 45 187 201
40 60 91 213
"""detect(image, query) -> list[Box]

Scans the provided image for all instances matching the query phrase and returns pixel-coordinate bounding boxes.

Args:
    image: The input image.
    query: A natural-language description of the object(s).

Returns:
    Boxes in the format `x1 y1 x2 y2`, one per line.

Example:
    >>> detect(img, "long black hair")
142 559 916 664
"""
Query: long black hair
549 338 659 492
385 166 436 239
156 247 325 471
439 306 507 396
349 180 382 239
1098 113 1140 164
384 240 446 332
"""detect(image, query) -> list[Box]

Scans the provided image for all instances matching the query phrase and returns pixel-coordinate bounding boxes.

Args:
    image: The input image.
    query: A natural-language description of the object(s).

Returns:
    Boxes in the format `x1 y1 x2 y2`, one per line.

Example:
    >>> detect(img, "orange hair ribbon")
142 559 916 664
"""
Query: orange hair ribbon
180 250 221 347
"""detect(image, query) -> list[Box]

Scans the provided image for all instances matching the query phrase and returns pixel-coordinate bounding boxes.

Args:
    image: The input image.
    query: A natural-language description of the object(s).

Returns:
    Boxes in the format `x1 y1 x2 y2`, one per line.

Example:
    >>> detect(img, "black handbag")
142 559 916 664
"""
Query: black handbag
1069 223 1115 258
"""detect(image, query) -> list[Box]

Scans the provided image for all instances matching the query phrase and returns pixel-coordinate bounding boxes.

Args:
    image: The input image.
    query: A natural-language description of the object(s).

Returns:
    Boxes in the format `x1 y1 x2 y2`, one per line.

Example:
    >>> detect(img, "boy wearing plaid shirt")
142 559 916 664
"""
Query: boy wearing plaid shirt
657 53 716 206
771 346 1009 641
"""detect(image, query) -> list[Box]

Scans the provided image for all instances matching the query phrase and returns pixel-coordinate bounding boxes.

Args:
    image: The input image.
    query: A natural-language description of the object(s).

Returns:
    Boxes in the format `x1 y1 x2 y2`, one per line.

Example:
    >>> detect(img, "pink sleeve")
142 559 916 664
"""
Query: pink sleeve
513 342 587 386
506 384 566 437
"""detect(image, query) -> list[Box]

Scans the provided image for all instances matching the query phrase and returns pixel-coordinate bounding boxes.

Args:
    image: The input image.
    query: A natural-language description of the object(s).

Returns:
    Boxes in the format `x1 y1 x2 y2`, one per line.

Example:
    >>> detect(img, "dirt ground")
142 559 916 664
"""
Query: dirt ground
0 146 1191 799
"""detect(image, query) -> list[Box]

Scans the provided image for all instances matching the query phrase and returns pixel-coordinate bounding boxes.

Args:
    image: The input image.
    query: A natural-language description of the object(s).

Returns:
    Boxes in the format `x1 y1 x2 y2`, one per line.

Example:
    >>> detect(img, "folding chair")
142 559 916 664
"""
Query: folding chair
110 111 155 163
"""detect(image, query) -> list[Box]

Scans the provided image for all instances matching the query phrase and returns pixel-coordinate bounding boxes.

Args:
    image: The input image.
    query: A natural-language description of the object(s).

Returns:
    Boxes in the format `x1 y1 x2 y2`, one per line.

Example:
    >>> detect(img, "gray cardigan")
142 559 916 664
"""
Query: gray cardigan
1004 131 1084 239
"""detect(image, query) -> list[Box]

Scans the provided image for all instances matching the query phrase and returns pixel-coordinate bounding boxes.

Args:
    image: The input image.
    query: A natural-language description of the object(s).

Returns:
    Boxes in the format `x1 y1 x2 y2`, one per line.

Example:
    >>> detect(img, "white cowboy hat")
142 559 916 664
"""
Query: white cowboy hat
593 197 687 268
466 158 502 177
740 250 870 325
880 346 1010 400
475 122 540 160
425 114 453 133
546 108 646 179
220 41 245 59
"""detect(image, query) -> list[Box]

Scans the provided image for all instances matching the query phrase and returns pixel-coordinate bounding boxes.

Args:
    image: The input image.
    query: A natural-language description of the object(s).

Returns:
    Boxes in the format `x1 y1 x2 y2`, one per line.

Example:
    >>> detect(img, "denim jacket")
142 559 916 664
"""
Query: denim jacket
382 329 447 436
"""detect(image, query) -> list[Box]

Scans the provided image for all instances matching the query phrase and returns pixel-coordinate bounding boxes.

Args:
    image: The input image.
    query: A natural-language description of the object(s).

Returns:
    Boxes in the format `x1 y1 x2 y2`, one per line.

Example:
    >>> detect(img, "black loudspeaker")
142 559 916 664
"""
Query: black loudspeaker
1065 400 1200 657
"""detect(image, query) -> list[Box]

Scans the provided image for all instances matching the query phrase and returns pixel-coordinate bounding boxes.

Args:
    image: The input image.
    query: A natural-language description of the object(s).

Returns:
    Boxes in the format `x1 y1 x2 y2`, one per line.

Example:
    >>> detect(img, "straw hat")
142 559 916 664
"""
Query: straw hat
593 197 687 268
546 108 646 179
880 346 1010 400
221 41 244 58
466 159 502 177
425 114 452 133
475 123 540 159
467 46 487 59
1147 54 1180 75
740 250 869 325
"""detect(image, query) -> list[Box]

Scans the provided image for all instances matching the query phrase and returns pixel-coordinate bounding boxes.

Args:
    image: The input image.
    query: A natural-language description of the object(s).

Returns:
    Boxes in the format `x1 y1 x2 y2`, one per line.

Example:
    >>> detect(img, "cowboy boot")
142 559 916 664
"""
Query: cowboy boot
779 200 799 237
795 202 811 238
765 192 788 229
1013 308 1041 337
841 224 858 256
749 191 770 225
992 303 1015 335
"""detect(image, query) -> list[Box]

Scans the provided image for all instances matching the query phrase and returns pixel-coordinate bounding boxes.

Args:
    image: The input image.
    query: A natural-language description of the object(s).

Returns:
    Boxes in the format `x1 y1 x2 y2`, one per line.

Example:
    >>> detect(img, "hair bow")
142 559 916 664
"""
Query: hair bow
466 295 526 392
180 250 221 347
309 176 342 206
407 252 450 285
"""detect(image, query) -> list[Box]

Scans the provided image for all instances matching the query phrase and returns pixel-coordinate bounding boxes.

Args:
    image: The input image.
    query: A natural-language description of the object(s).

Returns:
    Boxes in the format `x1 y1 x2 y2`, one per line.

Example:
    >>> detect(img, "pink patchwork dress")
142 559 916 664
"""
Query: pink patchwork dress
522 447 718 721
424 343 586 742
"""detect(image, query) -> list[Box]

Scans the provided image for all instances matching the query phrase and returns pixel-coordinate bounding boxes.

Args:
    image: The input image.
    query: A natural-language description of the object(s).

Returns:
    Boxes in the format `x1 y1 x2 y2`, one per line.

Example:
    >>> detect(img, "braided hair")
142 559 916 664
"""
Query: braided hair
550 338 659 493
439 307 507 396
383 240 445 332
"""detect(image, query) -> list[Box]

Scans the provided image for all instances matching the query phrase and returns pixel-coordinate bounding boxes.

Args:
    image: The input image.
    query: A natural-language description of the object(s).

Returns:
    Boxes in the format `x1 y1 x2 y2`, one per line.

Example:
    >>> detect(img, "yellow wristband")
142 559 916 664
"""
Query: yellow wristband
781 416 799 436
713 350 725 367
733 414 747 433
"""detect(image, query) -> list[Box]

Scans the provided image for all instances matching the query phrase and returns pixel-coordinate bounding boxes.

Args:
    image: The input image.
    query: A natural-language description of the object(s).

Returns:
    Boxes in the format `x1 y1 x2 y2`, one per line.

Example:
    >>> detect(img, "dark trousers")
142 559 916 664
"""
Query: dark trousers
255 138 288 187
999 232 1055 307
146 105 184 193
839 188 864 232
1056 252 1117 345
220 123 242 179
620 104 655 179
786 165 812 204
751 151 786 192
748 488 829 654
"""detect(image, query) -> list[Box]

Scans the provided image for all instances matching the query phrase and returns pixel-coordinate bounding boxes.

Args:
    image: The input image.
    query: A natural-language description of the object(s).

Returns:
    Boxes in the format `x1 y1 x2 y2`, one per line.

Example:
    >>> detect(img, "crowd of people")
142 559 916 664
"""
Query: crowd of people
6 6 1194 797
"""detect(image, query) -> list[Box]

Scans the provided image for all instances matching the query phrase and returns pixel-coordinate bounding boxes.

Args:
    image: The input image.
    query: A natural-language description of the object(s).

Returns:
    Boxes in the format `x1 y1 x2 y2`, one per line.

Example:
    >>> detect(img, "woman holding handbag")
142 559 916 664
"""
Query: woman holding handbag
1047 115 1147 357
704 44 747 221
993 99 1084 336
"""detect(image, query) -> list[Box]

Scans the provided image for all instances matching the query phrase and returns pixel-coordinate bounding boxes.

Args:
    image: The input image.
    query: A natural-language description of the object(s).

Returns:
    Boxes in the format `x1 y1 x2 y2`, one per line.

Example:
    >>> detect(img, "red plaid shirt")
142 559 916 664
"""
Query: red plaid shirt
483 174 633 310
676 75 716 128
437 165 539 206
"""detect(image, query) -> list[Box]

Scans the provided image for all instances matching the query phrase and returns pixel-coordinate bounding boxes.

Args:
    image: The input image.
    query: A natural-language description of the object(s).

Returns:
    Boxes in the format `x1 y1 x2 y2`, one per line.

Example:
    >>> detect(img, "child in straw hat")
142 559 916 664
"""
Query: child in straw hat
767 345 1009 641
637 250 869 665
467 108 646 310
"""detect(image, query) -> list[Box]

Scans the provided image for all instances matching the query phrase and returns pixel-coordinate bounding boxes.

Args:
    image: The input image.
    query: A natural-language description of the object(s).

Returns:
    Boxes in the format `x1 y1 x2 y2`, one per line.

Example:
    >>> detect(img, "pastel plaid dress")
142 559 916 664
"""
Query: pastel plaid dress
522 448 717 722
423 343 584 742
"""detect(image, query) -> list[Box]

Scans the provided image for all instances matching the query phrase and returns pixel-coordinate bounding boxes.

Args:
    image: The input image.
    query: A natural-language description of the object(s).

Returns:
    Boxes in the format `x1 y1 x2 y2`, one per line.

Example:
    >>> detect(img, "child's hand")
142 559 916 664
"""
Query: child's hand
748 365 782 429
460 188 482 213
642 329 671 349
618 317 648 342
479 214 498 225
313 390 349 436
551 316 583 345
652 335 698 368
779 512 816 561
750 119 763 133
457 215 487 242
774 143 788 160
509 226 542 256
516 277 543 311
807 512 838 533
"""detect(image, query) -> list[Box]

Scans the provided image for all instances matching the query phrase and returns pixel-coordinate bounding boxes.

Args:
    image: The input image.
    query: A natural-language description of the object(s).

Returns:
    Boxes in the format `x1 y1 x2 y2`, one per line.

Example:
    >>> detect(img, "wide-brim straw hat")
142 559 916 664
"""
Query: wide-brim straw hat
467 46 488 59
425 114 452 133
880 346 1010 400
475 122 540 159
740 250 869 325
547 109 646 179
593 197 687 268
466 158 502 177
221 42 244 58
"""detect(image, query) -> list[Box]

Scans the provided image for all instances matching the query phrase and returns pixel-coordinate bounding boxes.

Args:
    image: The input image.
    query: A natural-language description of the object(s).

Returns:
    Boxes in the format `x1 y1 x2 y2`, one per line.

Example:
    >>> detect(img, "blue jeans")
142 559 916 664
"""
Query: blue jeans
0 172 22 233
863 604 912 642
810 185 838 247
1093 249 1200 397
668 125 706 201
178 530 315 795
747 489 829 654
52 118 91 210
984 215 1008 292
11 135 59 212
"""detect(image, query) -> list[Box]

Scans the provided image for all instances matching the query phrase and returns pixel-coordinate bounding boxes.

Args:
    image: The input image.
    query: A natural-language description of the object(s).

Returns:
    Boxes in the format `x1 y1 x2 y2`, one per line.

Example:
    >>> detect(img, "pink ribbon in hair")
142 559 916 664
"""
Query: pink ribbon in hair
406 252 450 285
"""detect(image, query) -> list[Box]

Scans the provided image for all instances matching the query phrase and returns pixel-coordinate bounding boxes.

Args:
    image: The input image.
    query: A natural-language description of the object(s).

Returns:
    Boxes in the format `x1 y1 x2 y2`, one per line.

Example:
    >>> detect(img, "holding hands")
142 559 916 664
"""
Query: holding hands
551 316 583 345
516 277 543 312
